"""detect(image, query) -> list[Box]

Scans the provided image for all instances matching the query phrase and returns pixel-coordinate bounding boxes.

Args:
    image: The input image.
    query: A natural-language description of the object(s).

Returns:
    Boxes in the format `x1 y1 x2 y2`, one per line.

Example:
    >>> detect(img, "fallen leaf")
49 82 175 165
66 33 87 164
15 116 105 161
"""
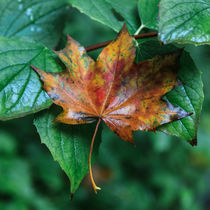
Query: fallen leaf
32 25 190 193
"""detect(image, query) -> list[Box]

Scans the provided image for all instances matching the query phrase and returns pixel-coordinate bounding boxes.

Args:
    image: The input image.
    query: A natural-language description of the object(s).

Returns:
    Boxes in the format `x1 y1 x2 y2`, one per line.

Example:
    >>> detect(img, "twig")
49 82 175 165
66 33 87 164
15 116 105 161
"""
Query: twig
85 31 158 52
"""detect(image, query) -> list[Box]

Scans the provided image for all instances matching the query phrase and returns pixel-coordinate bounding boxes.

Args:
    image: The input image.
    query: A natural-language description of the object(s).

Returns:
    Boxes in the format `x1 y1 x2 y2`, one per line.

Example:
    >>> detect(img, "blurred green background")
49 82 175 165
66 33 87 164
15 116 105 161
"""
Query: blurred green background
0 7 210 210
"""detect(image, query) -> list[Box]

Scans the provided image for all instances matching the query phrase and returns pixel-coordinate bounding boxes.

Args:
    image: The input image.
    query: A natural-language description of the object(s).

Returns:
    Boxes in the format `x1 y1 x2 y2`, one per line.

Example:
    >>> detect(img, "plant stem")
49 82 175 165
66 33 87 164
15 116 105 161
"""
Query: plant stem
134 24 145 35
85 31 158 52
89 118 102 193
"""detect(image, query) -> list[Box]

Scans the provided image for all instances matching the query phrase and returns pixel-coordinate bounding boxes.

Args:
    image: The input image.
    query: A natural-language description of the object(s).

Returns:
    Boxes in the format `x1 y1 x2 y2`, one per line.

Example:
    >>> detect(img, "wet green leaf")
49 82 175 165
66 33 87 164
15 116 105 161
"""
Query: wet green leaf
159 0 210 45
0 37 62 120
0 0 68 48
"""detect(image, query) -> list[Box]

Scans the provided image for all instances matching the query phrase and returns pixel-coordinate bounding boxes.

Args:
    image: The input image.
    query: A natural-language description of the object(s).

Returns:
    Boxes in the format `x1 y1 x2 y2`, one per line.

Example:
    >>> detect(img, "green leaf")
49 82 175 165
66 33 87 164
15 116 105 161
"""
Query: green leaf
159 0 210 45
33 107 102 193
0 37 62 120
160 52 204 143
70 0 139 33
137 41 204 142
137 0 160 30
0 0 68 48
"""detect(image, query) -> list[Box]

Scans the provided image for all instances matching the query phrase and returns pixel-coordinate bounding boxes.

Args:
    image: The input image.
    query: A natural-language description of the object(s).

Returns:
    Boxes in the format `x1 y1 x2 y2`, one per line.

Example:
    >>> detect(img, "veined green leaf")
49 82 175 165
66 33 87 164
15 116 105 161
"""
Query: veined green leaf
159 0 210 45
0 37 62 120
34 107 102 193
0 0 68 48
70 0 139 33
160 52 204 144
137 0 160 31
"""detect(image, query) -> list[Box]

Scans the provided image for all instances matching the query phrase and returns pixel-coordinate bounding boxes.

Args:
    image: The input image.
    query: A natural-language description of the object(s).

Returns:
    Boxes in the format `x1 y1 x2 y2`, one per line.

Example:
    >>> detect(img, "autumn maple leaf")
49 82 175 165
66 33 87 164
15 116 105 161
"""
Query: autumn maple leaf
32 25 190 193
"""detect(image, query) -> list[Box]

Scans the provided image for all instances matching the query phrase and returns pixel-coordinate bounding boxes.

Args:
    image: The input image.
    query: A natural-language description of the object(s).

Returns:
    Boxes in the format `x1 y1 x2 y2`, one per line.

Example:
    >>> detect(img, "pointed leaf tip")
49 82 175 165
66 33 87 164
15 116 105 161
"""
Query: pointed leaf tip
31 65 45 77
122 23 128 30
189 138 197 146
67 34 72 41
51 48 58 54
70 193 74 200
31 65 48 81
119 23 130 35
112 23 131 44
31 65 42 75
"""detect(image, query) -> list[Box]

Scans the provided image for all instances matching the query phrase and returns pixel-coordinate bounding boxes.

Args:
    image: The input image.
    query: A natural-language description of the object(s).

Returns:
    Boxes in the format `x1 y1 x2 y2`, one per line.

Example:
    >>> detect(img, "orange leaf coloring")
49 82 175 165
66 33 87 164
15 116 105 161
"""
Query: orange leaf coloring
32 25 190 192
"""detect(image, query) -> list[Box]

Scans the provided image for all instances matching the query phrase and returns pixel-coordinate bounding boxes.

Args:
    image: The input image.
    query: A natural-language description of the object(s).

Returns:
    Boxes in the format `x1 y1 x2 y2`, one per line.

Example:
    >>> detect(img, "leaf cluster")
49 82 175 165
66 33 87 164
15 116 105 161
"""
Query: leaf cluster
0 0 208 193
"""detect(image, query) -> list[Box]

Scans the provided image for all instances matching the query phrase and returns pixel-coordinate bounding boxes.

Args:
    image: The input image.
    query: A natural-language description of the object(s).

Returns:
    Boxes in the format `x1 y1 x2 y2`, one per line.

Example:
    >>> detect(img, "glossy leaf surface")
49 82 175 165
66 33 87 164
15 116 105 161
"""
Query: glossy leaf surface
0 37 62 120
159 0 210 45
0 0 68 47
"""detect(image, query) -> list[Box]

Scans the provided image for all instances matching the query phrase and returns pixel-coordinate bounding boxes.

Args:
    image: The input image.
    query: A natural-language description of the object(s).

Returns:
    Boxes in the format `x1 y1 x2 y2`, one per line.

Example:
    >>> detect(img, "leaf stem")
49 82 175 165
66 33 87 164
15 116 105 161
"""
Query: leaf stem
134 24 145 35
85 31 158 52
89 118 102 193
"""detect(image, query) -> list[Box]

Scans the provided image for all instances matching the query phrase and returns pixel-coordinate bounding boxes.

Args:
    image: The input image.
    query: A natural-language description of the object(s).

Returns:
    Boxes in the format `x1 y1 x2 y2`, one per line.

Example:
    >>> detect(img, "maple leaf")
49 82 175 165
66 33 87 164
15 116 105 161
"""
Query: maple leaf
32 25 190 193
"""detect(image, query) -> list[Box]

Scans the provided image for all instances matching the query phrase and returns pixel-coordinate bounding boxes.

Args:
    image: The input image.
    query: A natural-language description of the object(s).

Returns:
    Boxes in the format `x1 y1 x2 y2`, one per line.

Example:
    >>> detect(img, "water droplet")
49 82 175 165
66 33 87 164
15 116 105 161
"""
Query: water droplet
26 8 34 22
36 27 42 32
11 95 18 103
18 4 23 10
17 0 22 2
26 8 32 16
30 26 35 32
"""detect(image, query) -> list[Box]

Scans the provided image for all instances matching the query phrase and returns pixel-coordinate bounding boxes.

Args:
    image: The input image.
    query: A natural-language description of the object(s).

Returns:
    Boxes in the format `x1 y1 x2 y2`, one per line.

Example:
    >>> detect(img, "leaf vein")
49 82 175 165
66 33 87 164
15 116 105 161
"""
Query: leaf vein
163 6 210 39
3 0 54 36
8 4 66 37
